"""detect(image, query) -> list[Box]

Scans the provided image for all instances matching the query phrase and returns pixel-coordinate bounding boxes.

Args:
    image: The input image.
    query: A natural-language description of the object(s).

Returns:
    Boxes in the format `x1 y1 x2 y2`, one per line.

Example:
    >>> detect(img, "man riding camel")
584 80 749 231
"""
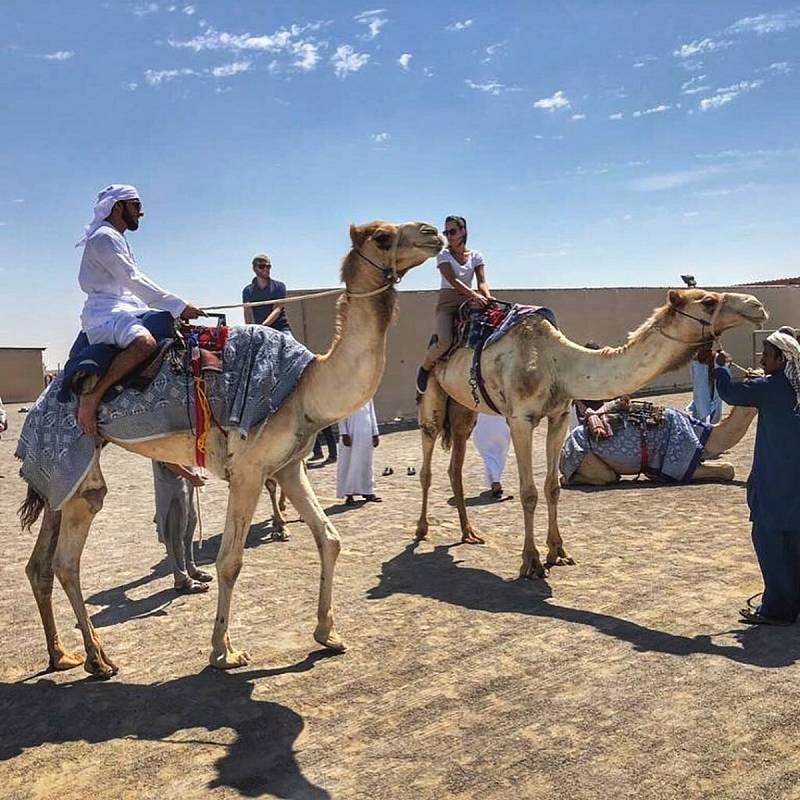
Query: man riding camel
75 184 204 435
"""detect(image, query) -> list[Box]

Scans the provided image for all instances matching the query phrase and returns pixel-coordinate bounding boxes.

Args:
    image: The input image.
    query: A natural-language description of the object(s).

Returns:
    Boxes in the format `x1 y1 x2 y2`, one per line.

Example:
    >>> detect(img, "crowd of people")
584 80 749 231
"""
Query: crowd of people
64 183 800 624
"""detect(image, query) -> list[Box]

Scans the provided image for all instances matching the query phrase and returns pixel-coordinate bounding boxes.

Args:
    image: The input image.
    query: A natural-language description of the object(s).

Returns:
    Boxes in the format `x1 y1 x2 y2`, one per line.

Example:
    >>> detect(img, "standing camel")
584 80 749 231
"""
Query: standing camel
564 403 757 485
19 220 442 678
415 289 767 578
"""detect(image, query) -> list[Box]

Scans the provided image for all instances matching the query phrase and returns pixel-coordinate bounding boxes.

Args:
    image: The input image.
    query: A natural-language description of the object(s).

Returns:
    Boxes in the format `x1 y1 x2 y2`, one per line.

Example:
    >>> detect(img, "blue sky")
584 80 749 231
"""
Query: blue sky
1 1 799 366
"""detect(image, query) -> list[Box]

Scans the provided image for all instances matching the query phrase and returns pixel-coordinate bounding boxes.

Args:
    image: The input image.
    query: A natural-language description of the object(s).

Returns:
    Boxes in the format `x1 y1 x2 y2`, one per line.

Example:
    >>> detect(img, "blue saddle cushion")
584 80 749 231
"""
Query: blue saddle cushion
57 310 176 402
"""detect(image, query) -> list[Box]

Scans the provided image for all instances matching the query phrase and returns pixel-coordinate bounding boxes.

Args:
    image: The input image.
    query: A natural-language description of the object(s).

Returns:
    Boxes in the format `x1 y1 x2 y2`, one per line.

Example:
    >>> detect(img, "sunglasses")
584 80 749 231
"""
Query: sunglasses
444 228 462 236
253 263 271 269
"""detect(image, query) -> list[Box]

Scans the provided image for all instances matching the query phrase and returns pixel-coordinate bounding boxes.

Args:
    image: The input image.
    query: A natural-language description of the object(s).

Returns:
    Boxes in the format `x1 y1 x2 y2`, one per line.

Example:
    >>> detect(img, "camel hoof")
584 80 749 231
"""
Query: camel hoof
546 556 576 567
414 524 429 542
50 650 84 671
519 560 547 580
84 655 119 680
209 649 251 670
314 628 347 653
461 531 485 545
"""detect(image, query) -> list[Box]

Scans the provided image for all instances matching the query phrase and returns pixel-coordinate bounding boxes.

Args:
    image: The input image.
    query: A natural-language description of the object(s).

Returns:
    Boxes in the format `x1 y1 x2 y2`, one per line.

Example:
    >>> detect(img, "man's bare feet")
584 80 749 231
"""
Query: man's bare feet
77 393 100 436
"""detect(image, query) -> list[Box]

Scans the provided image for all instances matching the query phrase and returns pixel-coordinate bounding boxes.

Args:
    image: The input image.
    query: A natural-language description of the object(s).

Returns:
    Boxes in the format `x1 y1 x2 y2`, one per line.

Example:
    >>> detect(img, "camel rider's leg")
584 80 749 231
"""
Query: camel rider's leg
418 290 460 393
77 329 157 436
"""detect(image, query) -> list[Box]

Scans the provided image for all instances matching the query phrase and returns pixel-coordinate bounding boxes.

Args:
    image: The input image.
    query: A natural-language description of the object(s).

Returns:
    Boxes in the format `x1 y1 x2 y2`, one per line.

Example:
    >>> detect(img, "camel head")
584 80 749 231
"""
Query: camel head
345 220 442 286
665 288 768 339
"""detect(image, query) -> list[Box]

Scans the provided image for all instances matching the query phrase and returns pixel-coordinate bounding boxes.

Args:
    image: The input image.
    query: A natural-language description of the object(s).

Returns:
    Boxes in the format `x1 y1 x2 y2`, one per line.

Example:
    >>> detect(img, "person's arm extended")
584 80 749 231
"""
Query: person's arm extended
96 233 189 318
163 462 207 487
474 262 493 300
715 365 769 408
438 262 488 306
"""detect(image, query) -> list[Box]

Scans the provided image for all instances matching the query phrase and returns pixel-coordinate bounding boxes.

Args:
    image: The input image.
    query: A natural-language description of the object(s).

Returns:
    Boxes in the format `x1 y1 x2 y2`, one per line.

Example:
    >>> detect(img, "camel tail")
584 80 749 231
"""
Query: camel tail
18 485 46 531
440 396 453 452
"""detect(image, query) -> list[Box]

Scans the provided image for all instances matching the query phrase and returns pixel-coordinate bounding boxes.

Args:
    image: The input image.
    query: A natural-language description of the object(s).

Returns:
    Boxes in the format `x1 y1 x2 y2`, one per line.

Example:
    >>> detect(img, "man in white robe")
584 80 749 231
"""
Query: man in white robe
336 399 381 505
75 184 204 435
472 413 511 498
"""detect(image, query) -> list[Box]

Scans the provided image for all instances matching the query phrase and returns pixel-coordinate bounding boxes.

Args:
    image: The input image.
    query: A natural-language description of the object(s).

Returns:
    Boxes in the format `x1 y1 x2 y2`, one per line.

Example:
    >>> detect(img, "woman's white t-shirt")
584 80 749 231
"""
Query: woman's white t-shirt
437 249 484 290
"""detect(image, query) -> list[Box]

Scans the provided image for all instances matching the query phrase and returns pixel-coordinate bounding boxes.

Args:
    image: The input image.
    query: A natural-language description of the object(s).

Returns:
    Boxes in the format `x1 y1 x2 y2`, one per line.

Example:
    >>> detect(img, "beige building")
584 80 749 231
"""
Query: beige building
0 347 46 403
285 284 799 423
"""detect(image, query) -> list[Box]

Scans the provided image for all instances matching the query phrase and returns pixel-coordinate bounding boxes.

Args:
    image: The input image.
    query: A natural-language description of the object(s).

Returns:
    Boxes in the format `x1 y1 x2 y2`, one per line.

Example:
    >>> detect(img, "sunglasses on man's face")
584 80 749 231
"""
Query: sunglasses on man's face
254 263 271 269
444 228 461 236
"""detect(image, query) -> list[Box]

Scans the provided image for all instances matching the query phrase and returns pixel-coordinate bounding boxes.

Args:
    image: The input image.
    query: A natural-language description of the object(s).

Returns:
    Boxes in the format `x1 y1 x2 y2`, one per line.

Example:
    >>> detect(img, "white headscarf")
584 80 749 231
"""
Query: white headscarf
766 329 800 412
76 184 140 247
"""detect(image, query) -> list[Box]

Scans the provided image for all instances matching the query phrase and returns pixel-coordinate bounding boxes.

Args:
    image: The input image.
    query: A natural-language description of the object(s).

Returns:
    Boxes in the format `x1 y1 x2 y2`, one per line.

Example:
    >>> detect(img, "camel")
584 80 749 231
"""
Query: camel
564 403 757 486
415 289 767 578
19 220 442 678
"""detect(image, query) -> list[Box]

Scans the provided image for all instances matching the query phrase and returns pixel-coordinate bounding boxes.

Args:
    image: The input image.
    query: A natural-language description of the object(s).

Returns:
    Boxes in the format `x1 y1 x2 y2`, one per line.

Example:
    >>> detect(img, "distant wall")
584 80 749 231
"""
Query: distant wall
286 286 799 423
0 348 45 402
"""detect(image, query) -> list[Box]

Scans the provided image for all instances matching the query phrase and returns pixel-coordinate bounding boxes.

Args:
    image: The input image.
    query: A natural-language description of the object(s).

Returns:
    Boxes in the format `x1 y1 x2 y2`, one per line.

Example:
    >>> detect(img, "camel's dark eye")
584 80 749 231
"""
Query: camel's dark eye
371 230 394 250
701 297 718 311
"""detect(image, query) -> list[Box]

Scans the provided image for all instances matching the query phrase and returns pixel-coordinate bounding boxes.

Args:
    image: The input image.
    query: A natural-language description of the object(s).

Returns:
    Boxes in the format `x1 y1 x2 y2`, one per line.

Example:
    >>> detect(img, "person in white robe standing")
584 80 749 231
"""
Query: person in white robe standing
472 413 511 498
337 399 381 505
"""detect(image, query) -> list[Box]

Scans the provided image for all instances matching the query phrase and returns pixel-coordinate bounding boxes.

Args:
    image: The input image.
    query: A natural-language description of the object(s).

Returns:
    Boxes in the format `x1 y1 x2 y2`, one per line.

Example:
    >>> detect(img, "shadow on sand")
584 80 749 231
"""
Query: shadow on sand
86 520 289 629
1 652 336 798
367 543 800 668
562 478 749 493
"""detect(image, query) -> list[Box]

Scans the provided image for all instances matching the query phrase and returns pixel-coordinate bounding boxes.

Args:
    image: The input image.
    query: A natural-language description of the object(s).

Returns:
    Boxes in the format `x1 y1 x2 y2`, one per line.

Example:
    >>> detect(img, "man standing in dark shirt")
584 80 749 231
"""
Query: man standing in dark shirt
242 253 292 334
716 327 800 626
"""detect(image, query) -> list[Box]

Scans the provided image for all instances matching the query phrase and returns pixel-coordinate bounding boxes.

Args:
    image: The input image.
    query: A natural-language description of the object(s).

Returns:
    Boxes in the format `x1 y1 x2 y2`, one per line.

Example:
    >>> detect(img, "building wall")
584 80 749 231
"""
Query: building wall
285 285 799 422
0 349 45 402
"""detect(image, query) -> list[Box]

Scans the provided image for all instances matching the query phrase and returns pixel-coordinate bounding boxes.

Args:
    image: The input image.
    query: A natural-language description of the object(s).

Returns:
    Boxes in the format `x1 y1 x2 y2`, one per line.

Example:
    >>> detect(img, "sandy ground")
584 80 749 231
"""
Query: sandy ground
1 392 800 800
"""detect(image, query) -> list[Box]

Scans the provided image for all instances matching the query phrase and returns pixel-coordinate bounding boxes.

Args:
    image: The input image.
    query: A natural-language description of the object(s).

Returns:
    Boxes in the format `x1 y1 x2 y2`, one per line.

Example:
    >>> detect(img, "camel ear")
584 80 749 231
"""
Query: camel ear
668 289 687 308
349 223 369 248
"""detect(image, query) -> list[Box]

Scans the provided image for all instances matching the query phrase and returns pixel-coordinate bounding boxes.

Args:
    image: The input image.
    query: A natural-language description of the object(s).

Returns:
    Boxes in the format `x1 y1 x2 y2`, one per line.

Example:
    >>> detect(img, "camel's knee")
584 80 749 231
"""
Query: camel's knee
217 555 243 584
544 478 560 505
520 488 538 514
80 486 107 514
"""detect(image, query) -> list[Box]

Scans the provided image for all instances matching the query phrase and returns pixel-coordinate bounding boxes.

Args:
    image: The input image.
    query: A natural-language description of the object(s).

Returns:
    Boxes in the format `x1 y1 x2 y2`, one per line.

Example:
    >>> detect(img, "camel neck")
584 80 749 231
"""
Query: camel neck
559 323 693 401
704 405 758 457
306 289 394 425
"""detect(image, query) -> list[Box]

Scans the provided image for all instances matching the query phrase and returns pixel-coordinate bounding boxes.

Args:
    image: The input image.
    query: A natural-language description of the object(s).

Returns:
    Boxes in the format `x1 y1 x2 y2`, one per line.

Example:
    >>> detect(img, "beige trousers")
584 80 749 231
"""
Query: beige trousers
424 289 463 367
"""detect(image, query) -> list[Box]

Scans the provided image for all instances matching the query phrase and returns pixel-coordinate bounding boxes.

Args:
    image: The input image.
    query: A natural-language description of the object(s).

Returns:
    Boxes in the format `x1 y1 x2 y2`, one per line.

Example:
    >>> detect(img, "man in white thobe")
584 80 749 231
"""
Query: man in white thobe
336 399 381 505
472 413 511 498
75 184 204 435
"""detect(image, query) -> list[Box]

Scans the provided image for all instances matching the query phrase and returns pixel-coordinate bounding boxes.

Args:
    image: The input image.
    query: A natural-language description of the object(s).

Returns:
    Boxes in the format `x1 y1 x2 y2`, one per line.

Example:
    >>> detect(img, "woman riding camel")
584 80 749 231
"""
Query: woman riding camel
416 215 493 393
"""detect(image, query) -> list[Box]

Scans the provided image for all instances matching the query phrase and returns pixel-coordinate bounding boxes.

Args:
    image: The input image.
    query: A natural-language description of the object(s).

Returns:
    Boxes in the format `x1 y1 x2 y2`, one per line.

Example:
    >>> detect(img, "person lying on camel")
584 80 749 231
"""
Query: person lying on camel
75 184 204 435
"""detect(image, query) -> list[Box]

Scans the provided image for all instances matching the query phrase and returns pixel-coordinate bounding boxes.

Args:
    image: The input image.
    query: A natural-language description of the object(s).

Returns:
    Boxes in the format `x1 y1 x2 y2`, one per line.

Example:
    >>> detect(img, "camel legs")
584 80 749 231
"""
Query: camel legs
52 464 118 678
508 418 545 579
264 478 287 533
543 412 575 567
567 453 621 486
414 376 449 541
25 506 84 671
446 402 482 544
209 469 264 670
692 461 735 481
275 459 346 652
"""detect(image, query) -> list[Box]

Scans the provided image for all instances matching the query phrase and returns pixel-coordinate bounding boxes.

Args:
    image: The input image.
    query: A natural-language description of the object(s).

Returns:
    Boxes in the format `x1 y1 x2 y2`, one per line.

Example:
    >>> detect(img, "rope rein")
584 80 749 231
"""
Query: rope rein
201 245 402 312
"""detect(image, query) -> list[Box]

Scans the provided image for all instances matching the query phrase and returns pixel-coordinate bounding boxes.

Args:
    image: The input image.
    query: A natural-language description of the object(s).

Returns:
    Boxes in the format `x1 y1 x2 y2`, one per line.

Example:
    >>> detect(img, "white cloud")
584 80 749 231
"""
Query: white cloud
446 19 473 31
36 50 75 61
423 66 434 78
144 67 199 85
681 74 709 95
673 37 732 58
182 4 195 14
632 104 671 117
292 42 320 71
608 112 623 120
533 90 570 111
629 166 725 191
354 9 388 39
123 81 139 91
372 132 390 143
331 44 369 78
727 11 800 35
132 2 160 15
765 61 792 75
482 41 506 62
699 80 762 111
210 60 251 78
168 23 320 53
12 199 24 203
398 53 412 70
464 79 520 96
571 113 586 120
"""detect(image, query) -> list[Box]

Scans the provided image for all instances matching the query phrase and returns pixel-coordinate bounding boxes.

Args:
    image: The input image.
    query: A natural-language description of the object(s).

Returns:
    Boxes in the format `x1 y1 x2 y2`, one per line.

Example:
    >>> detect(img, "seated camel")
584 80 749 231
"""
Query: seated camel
560 398 757 486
